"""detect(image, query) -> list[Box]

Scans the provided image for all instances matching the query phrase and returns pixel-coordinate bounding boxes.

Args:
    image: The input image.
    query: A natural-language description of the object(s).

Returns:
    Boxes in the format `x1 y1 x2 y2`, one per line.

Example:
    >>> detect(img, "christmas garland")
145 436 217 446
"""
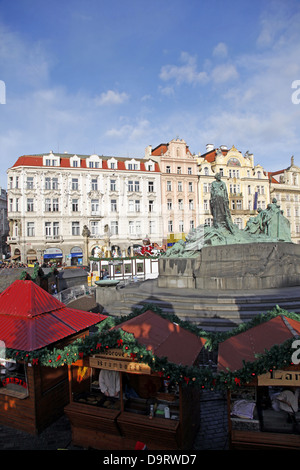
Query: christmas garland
4 303 300 391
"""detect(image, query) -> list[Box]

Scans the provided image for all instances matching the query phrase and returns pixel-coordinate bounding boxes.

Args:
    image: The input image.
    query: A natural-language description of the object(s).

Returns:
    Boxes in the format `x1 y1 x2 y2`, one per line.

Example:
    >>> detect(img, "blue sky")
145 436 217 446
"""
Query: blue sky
0 0 300 188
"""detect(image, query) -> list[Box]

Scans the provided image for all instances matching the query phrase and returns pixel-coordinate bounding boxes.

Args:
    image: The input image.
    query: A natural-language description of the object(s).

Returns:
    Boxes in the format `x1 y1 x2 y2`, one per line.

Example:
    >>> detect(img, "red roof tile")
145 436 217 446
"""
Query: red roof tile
217 315 300 372
0 280 107 351
115 310 206 366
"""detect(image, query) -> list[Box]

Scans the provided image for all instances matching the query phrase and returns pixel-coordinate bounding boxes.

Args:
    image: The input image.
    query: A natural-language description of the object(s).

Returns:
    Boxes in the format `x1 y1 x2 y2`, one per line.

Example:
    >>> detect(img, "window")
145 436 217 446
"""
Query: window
179 221 184 233
189 199 194 210
129 221 135 235
111 221 118 235
9 199 13 212
72 178 79 190
188 167 192 175
91 178 98 190
72 199 79 212
178 181 183 192
90 221 99 236
45 177 51 190
135 200 140 212
135 181 140 192
111 199 117 212
188 182 193 192
26 177 34 189
72 221 80 236
45 222 51 237
128 200 134 212
110 179 116 191
45 199 52 212
52 178 59 190
190 220 194 230
53 222 59 237
168 220 173 232
236 200 242 210
149 220 155 234
248 185 251 195
204 167 209 176
166 166 171 173
27 222 35 237
167 199 172 210
178 199 183 210
15 199 19 212
167 181 172 191
27 198 34 212
149 200 154 212
53 198 59 212
148 181 154 192
177 167 181 174
91 199 99 214
128 180 134 192
204 200 209 211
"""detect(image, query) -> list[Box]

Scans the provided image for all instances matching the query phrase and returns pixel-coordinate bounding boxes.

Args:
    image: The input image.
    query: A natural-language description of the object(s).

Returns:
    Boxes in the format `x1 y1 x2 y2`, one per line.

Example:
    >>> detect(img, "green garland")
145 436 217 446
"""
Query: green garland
4 303 300 391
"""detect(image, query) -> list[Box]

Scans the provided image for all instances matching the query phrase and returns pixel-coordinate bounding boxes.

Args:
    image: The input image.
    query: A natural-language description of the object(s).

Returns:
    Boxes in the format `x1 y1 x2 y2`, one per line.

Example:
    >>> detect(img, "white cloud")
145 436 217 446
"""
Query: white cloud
211 63 239 83
95 90 129 106
160 52 209 85
213 42 228 58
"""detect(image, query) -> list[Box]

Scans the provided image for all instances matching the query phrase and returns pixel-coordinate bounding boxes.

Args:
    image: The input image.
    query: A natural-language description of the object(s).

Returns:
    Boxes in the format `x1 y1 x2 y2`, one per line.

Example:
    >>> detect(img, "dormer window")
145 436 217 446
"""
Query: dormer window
107 158 118 170
70 155 81 168
126 159 140 171
87 154 102 169
43 153 60 167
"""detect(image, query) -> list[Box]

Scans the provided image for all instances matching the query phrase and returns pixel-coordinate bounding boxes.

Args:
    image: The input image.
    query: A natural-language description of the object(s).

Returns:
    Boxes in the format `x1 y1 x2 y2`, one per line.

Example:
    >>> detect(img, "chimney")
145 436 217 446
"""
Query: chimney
206 144 214 152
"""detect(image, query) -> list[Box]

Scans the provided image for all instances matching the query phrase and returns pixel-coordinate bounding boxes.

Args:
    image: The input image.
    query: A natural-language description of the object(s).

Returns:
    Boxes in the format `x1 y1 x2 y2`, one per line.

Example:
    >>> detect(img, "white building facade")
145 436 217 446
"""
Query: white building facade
7 152 162 265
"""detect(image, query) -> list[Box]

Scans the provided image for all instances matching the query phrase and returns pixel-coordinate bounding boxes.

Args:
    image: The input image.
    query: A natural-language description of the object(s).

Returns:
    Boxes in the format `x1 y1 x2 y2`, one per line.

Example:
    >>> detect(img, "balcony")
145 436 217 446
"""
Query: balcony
45 235 64 243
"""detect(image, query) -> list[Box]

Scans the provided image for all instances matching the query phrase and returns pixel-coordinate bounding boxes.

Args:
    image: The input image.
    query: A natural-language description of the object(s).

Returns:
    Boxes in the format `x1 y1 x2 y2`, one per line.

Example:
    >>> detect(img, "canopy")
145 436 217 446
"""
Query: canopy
217 315 300 373
115 310 206 366
0 280 107 351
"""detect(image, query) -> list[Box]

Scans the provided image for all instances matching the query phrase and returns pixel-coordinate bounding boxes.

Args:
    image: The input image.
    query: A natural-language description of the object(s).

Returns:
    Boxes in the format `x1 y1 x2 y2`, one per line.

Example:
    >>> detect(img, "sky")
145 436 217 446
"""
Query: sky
0 0 300 188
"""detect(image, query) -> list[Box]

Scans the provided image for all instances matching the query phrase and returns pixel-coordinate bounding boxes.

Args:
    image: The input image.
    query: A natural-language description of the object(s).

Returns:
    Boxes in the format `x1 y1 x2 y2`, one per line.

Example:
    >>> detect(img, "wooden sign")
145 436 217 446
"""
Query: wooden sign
89 351 151 375
258 369 300 386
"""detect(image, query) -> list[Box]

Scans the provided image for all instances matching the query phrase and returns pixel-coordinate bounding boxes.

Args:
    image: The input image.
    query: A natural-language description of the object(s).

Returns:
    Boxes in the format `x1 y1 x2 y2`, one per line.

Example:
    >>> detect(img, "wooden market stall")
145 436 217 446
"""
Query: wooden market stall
217 313 300 450
65 310 206 450
0 280 106 434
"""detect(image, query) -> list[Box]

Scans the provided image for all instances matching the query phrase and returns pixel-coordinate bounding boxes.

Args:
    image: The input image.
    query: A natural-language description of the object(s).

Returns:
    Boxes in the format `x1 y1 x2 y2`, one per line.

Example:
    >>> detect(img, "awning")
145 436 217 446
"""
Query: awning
44 253 63 259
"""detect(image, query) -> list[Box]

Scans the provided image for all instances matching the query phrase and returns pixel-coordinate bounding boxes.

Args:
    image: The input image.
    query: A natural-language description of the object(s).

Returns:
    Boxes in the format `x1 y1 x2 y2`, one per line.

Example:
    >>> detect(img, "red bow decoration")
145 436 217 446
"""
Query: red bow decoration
130 353 136 360
56 354 62 362
234 377 241 386
117 339 123 347
79 352 84 359
184 376 190 384
32 358 38 365
96 343 102 350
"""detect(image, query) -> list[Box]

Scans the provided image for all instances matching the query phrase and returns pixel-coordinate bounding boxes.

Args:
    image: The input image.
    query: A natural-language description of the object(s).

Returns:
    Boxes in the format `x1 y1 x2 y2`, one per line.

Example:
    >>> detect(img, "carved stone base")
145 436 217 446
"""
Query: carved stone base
158 242 300 290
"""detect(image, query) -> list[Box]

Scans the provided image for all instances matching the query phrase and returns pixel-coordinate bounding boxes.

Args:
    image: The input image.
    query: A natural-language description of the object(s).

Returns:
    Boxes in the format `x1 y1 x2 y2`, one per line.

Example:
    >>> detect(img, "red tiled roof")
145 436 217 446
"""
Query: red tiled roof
114 310 206 366
11 155 160 172
0 280 107 351
217 315 300 372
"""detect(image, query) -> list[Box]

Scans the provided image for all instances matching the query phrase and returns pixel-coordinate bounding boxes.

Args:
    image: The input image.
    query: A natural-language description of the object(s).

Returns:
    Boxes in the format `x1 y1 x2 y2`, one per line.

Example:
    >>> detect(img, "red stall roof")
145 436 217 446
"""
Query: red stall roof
217 315 300 373
0 280 107 351
115 310 206 366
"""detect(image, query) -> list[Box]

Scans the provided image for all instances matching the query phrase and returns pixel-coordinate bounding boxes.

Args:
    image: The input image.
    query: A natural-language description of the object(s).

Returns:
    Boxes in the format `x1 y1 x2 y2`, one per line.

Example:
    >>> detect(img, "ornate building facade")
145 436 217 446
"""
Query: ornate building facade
269 156 300 243
7 152 162 265
6 140 300 264
146 138 199 246
197 145 270 230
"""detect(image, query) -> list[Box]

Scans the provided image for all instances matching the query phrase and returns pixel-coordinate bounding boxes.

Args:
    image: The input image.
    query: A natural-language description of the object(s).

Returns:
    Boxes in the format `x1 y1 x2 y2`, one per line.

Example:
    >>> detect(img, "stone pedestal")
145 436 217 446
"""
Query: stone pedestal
158 242 300 290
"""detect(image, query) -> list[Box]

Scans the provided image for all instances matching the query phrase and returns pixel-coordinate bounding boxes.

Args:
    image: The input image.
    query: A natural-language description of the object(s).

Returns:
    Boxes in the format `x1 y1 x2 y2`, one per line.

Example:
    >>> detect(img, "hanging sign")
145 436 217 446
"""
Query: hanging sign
89 349 151 375
258 369 300 386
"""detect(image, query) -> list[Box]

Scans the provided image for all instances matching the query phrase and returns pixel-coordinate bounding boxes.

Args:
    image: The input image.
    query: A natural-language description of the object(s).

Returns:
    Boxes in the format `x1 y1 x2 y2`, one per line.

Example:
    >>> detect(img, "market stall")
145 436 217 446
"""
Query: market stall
65 310 206 450
0 280 106 434
217 313 300 450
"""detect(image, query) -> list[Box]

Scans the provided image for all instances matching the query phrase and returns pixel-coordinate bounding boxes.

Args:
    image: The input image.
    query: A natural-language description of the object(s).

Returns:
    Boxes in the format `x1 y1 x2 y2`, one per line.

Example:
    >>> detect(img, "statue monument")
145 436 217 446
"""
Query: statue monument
164 173 291 258
159 173 300 290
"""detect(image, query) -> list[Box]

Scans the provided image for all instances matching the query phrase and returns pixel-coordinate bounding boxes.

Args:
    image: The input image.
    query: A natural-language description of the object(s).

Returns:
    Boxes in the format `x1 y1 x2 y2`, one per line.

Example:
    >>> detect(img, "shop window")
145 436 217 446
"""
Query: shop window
0 360 29 399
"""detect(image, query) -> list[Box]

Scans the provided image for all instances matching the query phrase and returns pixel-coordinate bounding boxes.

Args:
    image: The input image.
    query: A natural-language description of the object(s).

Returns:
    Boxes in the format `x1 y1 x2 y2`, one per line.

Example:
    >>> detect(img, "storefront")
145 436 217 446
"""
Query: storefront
217 313 300 450
43 247 63 266
0 279 107 434
70 246 83 266
65 310 206 450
